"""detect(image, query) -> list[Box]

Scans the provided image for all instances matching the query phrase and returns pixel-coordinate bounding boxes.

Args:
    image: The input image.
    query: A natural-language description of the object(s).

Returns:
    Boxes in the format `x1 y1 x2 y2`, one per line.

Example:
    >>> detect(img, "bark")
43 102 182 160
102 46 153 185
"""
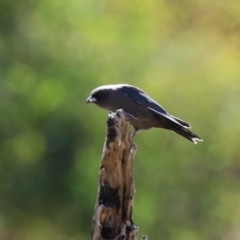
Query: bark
91 109 146 240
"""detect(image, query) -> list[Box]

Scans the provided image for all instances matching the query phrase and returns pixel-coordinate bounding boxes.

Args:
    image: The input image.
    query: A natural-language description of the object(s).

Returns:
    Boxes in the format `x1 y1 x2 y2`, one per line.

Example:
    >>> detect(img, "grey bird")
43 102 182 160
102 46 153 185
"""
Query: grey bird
85 84 203 144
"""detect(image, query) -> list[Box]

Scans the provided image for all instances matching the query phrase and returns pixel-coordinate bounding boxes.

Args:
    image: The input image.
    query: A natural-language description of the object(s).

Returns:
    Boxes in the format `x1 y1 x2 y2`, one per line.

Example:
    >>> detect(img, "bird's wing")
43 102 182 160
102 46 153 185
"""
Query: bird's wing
118 85 190 128
148 107 187 127
118 85 167 114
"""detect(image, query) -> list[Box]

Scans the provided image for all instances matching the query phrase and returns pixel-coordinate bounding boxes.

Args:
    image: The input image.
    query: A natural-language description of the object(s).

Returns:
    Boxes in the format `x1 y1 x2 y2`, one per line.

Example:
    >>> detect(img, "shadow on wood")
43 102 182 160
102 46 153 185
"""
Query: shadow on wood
91 109 147 240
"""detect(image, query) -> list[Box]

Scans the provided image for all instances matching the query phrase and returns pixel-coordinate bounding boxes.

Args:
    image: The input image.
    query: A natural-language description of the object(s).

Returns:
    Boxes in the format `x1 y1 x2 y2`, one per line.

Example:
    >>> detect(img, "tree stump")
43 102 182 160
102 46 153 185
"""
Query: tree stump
91 109 141 240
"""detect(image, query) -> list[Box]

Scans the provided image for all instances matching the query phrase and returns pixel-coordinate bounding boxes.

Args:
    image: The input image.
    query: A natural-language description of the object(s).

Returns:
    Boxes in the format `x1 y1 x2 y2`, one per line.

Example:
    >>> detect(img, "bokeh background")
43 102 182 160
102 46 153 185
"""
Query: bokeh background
1 0 240 239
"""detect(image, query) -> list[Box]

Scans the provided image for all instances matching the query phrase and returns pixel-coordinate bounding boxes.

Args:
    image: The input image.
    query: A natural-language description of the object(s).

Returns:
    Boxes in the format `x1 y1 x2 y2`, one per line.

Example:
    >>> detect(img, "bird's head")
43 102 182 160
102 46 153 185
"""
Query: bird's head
85 86 114 109
85 88 104 104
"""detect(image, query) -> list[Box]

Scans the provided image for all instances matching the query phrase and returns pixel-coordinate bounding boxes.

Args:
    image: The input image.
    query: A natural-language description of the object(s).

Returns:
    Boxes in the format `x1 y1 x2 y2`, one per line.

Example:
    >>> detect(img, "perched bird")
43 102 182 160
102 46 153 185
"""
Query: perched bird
85 84 203 144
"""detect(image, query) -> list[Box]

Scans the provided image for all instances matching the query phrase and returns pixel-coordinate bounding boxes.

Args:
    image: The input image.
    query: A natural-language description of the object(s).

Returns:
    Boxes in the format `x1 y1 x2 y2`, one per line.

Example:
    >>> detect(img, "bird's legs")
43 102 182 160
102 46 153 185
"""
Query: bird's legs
131 127 139 138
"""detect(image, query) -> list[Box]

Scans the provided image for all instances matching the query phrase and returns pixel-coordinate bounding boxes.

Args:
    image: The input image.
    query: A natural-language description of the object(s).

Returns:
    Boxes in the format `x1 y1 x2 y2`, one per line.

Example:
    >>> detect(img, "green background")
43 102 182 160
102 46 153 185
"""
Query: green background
1 0 240 239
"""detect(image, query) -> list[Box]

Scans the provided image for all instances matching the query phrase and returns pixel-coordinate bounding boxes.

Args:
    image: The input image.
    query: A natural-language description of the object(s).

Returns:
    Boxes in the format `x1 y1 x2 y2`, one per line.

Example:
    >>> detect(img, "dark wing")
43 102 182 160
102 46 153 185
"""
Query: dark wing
118 85 191 128
118 85 167 114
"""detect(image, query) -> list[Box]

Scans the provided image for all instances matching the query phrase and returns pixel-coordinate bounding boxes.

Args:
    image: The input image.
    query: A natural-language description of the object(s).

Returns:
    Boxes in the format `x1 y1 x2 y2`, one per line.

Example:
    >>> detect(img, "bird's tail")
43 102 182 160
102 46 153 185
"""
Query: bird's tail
152 110 203 144
170 115 191 128
170 126 203 144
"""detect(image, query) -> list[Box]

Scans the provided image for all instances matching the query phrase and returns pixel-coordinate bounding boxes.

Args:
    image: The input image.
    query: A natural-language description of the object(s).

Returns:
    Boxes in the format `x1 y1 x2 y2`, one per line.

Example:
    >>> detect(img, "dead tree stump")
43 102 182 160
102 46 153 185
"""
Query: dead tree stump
91 109 141 240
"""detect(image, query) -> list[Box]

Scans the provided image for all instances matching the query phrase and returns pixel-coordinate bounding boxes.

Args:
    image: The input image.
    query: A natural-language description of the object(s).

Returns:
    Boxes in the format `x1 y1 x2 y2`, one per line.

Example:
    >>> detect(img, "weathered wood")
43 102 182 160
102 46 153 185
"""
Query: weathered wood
91 109 139 240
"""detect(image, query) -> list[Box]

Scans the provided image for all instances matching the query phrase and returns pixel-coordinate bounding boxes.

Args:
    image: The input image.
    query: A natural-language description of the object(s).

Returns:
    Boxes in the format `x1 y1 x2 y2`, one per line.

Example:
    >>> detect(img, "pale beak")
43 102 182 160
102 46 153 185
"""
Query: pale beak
85 96 97 104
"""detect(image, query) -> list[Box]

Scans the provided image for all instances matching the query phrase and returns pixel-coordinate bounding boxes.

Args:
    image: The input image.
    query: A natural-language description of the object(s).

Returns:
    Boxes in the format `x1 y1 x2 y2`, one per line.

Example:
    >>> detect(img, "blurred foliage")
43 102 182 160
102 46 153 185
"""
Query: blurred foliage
1 0 240 239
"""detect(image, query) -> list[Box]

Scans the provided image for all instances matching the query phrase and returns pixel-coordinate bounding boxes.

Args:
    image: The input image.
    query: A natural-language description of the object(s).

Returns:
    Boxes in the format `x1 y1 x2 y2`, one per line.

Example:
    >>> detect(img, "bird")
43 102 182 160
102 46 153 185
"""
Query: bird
85 84 203 144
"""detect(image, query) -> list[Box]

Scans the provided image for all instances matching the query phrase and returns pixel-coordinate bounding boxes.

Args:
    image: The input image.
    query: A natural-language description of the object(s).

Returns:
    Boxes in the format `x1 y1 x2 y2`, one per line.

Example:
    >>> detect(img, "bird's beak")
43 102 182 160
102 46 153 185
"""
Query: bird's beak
85 96 97 104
